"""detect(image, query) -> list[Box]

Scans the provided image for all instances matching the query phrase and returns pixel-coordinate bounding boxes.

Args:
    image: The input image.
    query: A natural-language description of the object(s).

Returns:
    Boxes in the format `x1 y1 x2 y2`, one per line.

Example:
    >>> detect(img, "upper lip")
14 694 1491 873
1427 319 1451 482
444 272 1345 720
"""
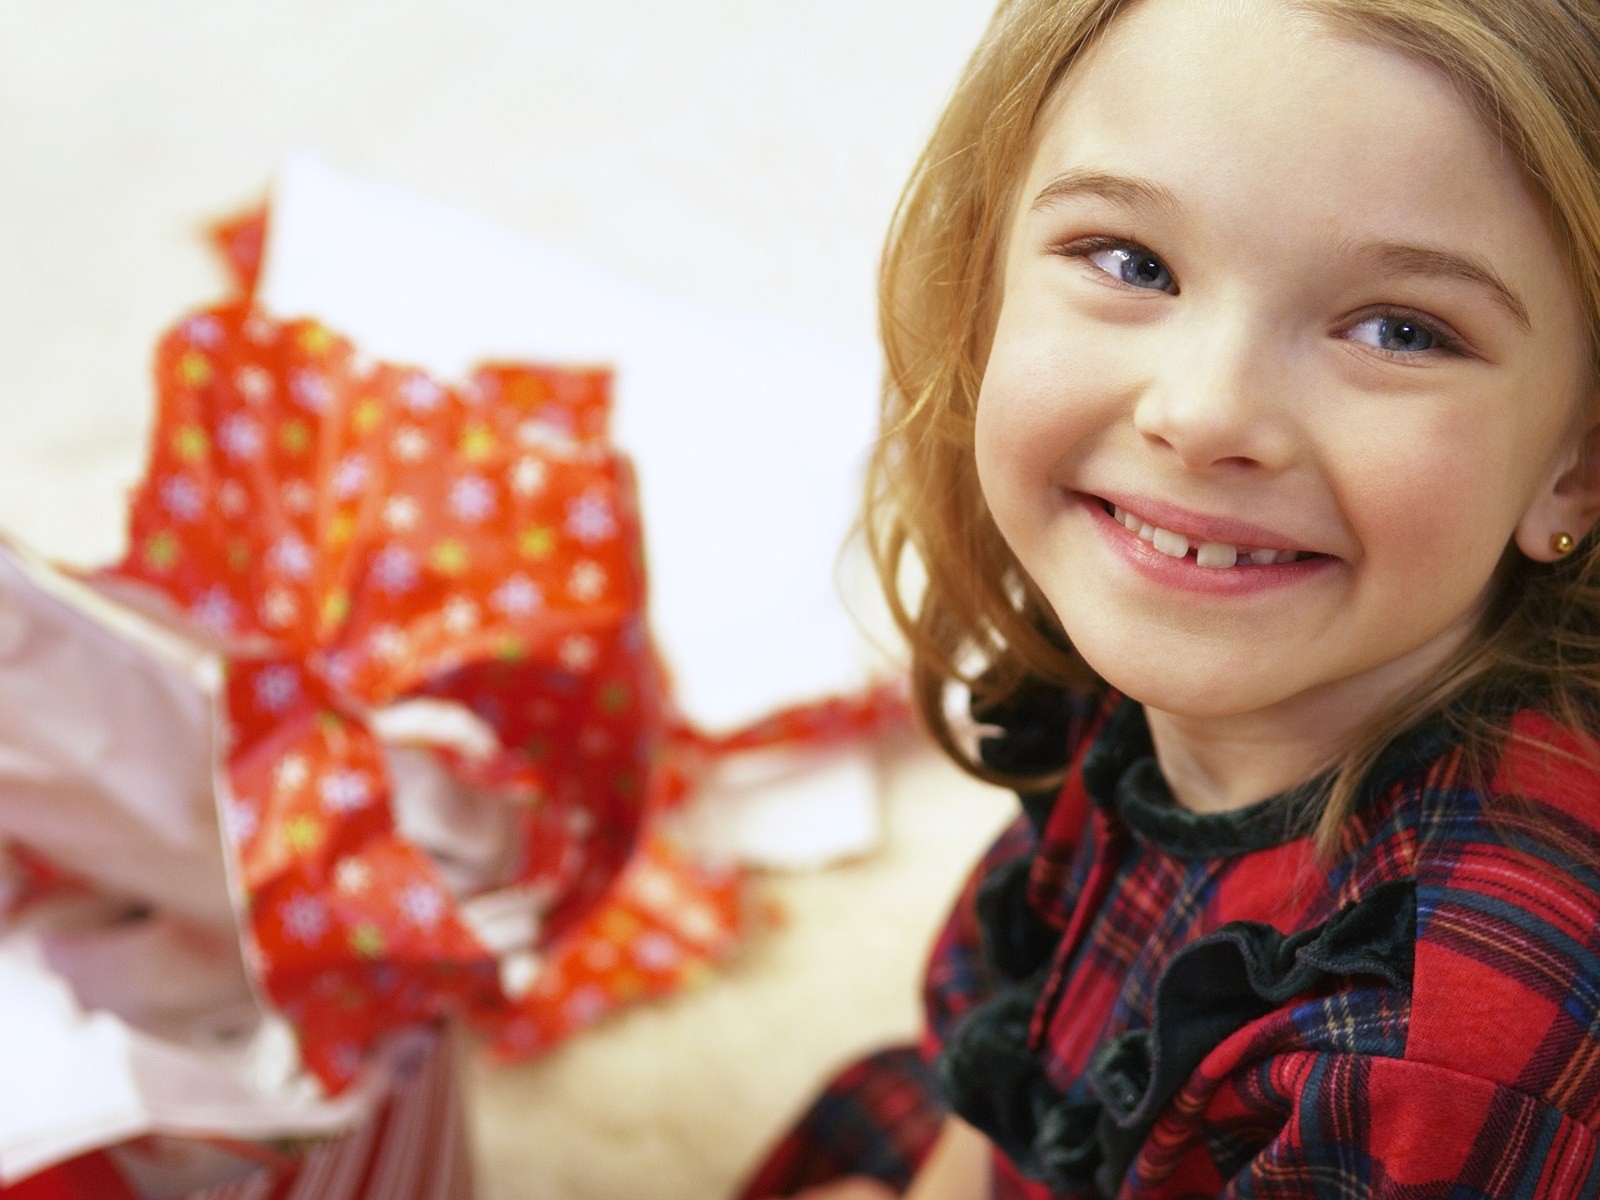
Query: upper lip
1085 490 1319 554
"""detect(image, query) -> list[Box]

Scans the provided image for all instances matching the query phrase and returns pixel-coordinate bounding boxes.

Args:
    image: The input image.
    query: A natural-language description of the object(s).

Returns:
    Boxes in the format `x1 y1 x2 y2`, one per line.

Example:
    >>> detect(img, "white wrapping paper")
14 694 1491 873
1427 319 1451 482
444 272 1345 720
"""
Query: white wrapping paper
0 538 387 1185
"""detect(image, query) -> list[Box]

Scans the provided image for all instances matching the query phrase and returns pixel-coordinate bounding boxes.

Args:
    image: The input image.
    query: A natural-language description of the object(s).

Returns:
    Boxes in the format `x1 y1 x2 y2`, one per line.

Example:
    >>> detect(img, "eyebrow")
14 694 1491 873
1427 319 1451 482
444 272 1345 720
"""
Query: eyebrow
1029 168 1533 332
1029 168 1180 217
1350 241 1531 332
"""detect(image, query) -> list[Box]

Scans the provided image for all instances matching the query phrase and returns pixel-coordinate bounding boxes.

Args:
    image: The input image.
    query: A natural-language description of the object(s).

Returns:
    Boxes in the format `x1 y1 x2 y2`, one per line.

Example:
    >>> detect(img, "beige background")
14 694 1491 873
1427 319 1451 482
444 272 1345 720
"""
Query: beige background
0 3 1015 1197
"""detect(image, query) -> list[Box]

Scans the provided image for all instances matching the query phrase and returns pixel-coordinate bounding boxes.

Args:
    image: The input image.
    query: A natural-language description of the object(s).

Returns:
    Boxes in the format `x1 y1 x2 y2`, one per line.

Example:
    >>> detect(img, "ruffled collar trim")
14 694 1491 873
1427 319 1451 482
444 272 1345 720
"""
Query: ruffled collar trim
1077 699 1458 859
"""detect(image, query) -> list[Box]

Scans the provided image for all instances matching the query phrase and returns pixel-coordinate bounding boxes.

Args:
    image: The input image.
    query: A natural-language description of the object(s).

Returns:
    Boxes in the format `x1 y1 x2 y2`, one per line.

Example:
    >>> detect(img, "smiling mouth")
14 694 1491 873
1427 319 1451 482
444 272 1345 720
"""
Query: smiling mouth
1104 501 1321 568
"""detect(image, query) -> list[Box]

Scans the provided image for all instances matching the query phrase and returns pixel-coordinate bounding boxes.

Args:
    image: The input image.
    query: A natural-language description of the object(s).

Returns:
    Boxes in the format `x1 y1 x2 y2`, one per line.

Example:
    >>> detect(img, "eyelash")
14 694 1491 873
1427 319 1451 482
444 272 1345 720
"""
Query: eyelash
1345 307 1468 360
1053 235 1171 290
1050 235 1470 360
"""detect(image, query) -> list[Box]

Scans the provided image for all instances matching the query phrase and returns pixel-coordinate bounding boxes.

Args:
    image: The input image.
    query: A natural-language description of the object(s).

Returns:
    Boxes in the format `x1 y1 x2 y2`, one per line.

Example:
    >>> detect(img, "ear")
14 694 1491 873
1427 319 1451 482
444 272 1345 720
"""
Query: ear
1515 417 1600 562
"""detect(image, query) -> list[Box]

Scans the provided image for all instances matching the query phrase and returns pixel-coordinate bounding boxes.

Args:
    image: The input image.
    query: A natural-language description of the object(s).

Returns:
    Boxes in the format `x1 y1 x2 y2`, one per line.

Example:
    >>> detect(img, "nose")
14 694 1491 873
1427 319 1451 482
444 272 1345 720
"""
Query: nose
1131 317 1296 472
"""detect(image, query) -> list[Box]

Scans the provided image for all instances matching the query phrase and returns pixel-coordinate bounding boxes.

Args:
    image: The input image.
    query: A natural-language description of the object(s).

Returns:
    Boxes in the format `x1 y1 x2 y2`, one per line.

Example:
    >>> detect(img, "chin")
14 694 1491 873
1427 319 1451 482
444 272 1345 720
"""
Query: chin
1077 639 1281 722
1109 676 1268 722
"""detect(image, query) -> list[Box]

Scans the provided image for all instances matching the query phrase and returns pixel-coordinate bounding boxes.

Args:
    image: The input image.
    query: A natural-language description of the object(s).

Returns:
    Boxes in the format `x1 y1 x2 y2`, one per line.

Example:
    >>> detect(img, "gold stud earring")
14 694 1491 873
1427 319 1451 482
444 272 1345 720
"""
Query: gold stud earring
1552 531 1576 556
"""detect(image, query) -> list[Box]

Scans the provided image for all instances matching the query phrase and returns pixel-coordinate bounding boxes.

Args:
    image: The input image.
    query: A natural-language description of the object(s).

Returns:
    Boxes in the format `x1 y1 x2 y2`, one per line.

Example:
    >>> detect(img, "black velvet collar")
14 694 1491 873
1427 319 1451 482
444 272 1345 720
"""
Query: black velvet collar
1075 698 1461 860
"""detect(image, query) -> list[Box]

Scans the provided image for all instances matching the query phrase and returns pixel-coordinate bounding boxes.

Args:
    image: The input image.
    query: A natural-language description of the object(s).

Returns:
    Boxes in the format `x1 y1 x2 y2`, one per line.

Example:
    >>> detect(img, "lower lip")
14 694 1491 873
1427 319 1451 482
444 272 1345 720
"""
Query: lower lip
1079 494 1336 597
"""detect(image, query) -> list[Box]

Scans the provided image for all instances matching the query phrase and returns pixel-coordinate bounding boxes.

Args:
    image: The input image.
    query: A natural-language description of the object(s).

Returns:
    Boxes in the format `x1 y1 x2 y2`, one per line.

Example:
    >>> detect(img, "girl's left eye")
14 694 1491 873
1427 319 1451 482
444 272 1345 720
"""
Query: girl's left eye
1345 312 1460 356
1079 242 1177 292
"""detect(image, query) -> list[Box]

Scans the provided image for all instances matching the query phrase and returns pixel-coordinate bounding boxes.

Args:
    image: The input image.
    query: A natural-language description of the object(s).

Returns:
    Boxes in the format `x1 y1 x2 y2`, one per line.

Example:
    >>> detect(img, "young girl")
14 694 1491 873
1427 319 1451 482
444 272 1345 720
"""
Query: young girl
739 0 1600 1195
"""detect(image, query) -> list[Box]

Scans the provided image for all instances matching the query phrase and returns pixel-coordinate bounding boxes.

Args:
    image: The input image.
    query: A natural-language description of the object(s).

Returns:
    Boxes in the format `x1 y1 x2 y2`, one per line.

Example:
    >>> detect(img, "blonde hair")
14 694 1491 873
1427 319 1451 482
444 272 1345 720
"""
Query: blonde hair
866 0 1600 850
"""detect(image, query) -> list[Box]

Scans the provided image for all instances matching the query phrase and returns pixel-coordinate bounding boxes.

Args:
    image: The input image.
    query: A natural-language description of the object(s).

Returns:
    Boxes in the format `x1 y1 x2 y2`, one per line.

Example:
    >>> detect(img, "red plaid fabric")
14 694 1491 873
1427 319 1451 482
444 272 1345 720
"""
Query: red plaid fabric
924 691 1600 1197
733 1047 943 1199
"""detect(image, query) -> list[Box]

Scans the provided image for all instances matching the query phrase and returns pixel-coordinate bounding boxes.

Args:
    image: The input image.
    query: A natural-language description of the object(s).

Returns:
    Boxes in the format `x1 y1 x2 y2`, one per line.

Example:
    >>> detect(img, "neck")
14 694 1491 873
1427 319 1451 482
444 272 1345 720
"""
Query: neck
1141 637 1469 813
1143 706 1349 813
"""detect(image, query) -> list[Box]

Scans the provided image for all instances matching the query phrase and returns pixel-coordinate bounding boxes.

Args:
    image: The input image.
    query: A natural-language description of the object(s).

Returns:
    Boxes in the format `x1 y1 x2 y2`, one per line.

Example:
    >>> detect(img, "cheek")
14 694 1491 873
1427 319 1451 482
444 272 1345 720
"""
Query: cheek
974 326 1044 518
973 377 1024 538
973 309 1105 506
1328 415 1540 593
975 384 1073 546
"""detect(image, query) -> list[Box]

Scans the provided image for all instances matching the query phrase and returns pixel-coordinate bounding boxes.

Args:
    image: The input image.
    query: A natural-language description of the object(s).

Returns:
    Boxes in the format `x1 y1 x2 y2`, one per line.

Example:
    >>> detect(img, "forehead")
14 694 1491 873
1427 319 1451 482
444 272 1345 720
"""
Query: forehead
1017 0 1566 298
1029 0 1519 228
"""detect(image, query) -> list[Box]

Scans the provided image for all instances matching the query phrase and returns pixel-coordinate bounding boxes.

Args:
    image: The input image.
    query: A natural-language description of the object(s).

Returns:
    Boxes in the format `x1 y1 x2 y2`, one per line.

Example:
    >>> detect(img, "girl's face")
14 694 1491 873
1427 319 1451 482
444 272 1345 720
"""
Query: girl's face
975 0 1596 767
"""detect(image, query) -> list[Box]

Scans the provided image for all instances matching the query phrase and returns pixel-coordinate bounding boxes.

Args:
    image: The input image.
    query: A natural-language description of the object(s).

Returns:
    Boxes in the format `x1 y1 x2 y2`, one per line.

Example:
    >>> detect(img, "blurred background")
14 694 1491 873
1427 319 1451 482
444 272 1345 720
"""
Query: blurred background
0 3 1014 1197
0 0 994 565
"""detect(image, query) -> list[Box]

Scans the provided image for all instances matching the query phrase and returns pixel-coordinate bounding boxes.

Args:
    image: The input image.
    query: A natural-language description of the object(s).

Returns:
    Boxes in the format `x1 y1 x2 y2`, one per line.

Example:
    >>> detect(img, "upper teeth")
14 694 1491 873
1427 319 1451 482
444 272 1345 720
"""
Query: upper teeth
1111 505 1300 568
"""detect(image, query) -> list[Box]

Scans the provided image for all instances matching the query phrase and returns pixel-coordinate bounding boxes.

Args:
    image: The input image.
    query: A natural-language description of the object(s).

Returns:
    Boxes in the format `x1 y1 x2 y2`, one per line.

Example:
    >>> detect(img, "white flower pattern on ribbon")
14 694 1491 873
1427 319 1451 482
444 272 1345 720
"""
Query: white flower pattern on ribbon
319 769 372 814
242 314 275 345
161 476 204 522
371 546 419 596
568 561 606 601
491 574 543 617
336 857 373 895
282 480 315 515
220 414 263 461
280 893 330 945
633 931 682 972
262 588 298 630
254 665 302 714
223 797 259 846
382 495 419 533
275 754 309 793
443 595 479 635
559 635 597 671
566 491 617 544
332 453 369 499
368 623 409 664
268 533 313 580
449 475 495 524
290 369 332 413
181 315 224 347
194 585 239 634
633 862 677 910
518 409 577 451
400 374 444 414
398 881 445 930
392 426 430 463
320 650 357 691
563 984 609 1026
511 458 547 497
234 364 274 402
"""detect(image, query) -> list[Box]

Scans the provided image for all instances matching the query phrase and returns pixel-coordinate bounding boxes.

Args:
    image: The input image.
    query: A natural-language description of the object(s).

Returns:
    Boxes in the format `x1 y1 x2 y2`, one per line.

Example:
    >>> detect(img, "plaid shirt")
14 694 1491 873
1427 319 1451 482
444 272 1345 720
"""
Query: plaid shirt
924 691 1600 1198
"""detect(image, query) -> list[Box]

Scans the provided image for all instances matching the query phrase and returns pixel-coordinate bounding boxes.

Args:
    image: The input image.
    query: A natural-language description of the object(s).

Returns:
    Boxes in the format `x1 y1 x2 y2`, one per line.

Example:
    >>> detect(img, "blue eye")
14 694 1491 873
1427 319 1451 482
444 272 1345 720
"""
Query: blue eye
1087 245 1176 292
1347 313 1452 354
